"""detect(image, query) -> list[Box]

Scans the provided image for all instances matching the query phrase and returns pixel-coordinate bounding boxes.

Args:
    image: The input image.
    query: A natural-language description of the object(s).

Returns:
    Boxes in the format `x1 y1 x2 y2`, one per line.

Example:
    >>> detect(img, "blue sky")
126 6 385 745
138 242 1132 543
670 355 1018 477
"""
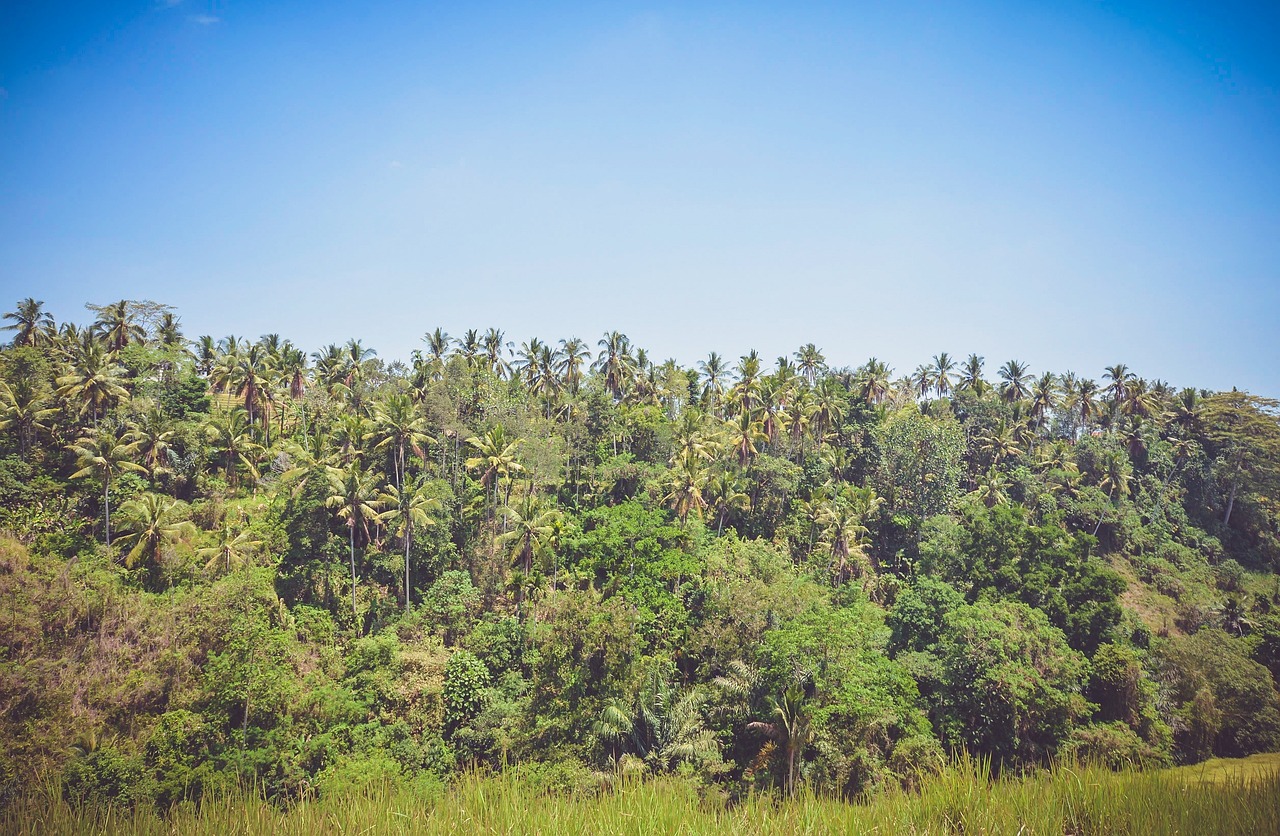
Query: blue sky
1 1 1277 393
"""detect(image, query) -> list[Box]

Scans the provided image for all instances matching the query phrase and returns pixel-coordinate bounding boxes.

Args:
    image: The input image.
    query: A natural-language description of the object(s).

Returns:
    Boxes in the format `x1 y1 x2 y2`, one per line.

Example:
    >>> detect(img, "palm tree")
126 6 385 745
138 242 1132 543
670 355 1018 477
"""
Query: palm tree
205 408 263 487
378 479 442 611
705 469 749 536
857 358 892 406
423 328 452 380
794 344 825 386
971 467 1011 508
726 410 766 468
747 680 812 797
372 392 432 494
91 300 146 351
958 353 986 396
665 449 709 526
1093 448 1133 536
116 493 196 570
482 328 510 378
198 522 263 575
1103 364 1132 408
730 351 763 415
810 379 845 447
56 339 129 424
326 463 383 632
699 352 729 413
465 427 525 516
2 298 55 347
593 671 719 775
979 424 1022 467
457 328 481 369
554 337 591 395
0 380 56 460
497 500 561 584
1029 372 1058 431
67 425 147 547
595 331 633 400
193 335 218 377
998 360 1031 403
932 352 956 398
125 408 175 480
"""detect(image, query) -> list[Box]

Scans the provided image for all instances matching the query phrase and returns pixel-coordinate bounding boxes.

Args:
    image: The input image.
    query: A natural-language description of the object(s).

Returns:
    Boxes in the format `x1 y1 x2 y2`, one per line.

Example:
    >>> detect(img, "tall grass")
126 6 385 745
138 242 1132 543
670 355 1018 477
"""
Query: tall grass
6 756 1279 835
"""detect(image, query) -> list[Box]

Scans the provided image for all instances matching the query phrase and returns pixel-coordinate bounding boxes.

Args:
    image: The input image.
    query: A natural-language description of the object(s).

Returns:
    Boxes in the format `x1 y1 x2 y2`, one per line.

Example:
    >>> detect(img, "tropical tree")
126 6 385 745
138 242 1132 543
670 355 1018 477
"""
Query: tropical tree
554 337 591 396
998 360 1031 403
0 379 56 460
377 479 442 610
325 463 383 632
932 352 956 398
198 522 263 575
699 352 729 413
125 408 176 480
958 354 986 396
90 300 147 351
465 426 525 515
116 493 196 570
2 297 55 347
747 680 812 797
665 448 709 526
595 331 633 400
67 424 147 547
497 500 561 584
795 344 826 386
857 358 892 406
372 392 432 494
56 338 130 424
205 408 263 487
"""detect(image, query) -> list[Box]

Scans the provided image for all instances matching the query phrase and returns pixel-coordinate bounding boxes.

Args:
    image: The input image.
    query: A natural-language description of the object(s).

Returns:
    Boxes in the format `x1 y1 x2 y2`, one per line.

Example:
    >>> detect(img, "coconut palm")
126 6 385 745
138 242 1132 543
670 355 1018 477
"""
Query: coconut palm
193 335 218 377
958 354 986 396
326 463 383 632
857 358 892 406
90 300 146 351
1103 364 1132 407
372 392 433 494
1029 372 1058 430
594 331 633 400
56 338 129 424
726 410 766 468
205 408 263 487
125 408 175 480
705 469 750 537
198 522 263 575
116 493 195 570
794 344 825 386
932 352 956 398
665 448 709 526
67 424 147 547
2 297 56 347
554 337 591 395
0 380 56 460
997 360 1031 403
747 680 812 797
698 352 729 413
377 479 442 610
465 426 525 515
497 500 561 599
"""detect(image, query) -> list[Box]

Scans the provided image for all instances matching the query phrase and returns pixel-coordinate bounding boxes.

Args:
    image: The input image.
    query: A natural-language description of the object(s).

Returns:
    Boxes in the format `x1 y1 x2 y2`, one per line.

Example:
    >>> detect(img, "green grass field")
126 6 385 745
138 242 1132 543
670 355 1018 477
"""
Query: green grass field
6 755 1280 835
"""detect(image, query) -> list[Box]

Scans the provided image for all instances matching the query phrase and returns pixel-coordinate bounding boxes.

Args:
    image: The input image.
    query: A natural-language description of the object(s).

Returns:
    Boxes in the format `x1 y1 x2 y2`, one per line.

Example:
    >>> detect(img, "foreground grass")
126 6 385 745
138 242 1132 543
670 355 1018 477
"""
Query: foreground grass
6 757 1280 835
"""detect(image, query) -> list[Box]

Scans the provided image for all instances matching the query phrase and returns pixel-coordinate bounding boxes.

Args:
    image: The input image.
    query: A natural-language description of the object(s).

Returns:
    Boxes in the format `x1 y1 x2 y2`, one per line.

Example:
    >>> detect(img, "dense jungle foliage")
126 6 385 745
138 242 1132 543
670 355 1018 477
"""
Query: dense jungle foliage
1 296 1279 811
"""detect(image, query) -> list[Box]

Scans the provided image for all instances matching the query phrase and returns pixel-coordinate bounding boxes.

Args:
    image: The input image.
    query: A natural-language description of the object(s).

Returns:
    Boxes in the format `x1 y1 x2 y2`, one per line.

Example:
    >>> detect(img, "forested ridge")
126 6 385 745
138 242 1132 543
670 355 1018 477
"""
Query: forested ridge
2 296 1279 810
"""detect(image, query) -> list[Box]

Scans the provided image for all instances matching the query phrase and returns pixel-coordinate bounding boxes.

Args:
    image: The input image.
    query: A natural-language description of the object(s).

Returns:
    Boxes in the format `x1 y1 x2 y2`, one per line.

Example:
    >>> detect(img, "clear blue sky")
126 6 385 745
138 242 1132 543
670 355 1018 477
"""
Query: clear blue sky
2 1 1277 393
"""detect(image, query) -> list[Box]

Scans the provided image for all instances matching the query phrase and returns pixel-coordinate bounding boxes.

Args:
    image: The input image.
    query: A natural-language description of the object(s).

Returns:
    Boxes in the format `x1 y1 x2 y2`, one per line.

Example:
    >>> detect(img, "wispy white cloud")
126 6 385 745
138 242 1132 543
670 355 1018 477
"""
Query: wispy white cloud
191 14 220 25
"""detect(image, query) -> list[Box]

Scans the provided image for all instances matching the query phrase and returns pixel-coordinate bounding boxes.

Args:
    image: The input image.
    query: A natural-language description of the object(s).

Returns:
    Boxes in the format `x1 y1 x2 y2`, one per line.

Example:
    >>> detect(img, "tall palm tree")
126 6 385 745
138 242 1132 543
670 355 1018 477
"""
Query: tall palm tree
68 425 147 547
554 337 591 395
3 298 56 347
205 408 263 487
423 327 452 377
482 328 510 378
932 352 956 398
125 408 175 480
326 463 383 632
731 351 762 415
997 360 1031 403
665 448 709 526
116 493 195 570
810 378 845 447
232 343 274 433
378 479 442 611
91 300 146 351
747 680 812 797
857 358 892 406
372 392 432 494
699 352 729 413
794 344 825 386
958 353 987 397
0 380 56 460
1103 364 1132 407
1029 372 1058 431
193 335 218 377
726 410 766 468
465 426 525 515
56 338 129 424
705 469 750 536
595 331 633 400
497 500 561 586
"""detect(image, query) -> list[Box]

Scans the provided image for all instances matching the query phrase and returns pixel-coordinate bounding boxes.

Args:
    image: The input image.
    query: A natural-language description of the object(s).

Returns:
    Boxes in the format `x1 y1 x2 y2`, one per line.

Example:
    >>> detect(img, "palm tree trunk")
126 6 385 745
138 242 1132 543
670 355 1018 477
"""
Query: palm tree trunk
350 524 360 635
103 473 111 547
404 525 412 611
1224 481 1238 526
